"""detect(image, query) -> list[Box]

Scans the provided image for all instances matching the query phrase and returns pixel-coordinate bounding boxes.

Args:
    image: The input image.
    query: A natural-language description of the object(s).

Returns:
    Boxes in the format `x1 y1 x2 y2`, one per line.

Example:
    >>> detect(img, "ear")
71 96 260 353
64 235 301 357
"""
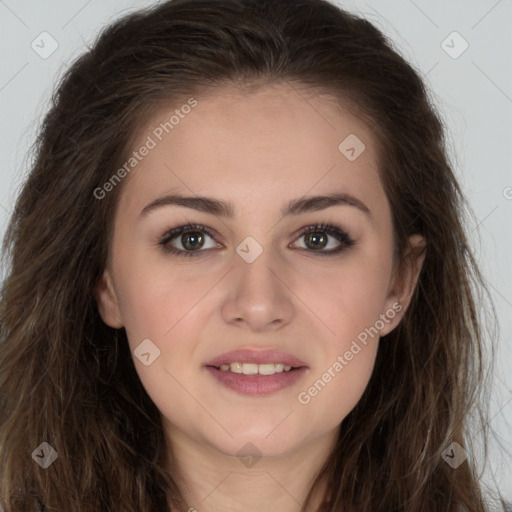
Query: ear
93 269 124 329
379 234 426 337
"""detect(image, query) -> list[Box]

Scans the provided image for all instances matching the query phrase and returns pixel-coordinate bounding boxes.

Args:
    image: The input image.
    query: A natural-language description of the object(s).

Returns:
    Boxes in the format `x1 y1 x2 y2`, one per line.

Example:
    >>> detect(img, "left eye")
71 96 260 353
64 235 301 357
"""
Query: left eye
158 222 355 257
293 224 354 253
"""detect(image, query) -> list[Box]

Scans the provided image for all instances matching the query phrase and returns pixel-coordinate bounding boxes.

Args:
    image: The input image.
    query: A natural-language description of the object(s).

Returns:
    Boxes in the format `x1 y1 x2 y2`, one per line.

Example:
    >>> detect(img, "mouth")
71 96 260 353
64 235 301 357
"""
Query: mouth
204 348 309 395
206 362 304 375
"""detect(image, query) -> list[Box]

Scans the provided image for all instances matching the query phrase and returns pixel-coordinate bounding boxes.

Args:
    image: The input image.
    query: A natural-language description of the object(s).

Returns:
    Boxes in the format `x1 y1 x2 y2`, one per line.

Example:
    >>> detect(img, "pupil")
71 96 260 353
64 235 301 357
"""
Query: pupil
183 232 203 250
306 232 327 250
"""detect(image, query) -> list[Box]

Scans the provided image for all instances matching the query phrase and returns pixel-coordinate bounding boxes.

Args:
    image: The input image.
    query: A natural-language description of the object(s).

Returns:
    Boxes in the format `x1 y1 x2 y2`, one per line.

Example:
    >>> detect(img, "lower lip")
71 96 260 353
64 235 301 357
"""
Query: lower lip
205 366 308 396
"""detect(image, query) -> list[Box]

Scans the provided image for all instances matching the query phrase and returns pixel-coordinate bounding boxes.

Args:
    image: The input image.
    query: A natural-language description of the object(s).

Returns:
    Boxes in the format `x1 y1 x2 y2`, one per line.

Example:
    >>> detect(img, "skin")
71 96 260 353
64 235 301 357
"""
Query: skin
95 82 426 512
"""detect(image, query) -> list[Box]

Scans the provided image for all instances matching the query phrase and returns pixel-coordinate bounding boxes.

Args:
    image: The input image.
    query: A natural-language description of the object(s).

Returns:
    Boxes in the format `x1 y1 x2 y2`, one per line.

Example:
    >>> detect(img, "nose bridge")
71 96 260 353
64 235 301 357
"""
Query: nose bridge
233 238 283 302
222 237 294 330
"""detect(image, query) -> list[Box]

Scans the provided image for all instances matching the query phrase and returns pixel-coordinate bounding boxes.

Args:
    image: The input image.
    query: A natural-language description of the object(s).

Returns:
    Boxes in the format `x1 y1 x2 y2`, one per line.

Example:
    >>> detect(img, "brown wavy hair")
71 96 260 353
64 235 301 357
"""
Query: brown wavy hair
0 0 506 510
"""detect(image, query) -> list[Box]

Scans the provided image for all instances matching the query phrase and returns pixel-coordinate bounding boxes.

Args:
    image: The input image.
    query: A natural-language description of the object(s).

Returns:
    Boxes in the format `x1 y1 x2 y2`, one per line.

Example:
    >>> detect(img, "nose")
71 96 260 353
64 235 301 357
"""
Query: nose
221 249 295 332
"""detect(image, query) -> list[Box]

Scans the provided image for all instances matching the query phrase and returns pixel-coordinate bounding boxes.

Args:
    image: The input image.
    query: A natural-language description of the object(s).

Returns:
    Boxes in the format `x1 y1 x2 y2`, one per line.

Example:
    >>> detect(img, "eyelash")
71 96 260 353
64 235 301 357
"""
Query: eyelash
157 222 356 258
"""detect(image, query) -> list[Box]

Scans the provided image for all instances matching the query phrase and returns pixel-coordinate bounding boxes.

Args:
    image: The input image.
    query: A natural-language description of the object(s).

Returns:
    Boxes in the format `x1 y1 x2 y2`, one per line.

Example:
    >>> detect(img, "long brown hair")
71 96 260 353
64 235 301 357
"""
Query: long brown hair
0 0 504 510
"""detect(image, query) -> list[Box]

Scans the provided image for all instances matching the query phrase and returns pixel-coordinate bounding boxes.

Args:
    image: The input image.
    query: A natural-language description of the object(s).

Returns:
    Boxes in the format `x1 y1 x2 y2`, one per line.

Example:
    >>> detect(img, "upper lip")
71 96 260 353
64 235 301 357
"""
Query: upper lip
205 349 308 368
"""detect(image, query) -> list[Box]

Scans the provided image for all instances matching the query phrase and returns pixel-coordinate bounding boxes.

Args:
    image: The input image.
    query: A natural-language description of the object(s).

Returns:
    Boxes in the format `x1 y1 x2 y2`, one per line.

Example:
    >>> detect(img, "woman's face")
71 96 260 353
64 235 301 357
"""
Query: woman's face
95 83 424 459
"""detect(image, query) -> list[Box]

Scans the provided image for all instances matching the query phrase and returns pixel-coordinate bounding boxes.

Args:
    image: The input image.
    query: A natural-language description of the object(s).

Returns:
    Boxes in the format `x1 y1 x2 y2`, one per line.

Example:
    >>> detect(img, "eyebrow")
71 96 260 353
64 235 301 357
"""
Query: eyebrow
139 191 371 219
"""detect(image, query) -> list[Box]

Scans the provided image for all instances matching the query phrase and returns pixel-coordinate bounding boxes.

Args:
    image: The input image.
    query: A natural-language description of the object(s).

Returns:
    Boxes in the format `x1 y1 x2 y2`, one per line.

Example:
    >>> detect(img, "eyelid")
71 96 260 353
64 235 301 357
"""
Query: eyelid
157 221 355 257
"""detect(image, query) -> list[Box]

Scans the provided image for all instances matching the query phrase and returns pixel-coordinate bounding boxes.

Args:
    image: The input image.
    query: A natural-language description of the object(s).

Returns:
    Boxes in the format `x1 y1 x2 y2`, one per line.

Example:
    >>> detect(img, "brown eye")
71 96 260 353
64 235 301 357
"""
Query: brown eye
294 223 355 256
179 231 205 251
303 231 328 250
159 224 219 257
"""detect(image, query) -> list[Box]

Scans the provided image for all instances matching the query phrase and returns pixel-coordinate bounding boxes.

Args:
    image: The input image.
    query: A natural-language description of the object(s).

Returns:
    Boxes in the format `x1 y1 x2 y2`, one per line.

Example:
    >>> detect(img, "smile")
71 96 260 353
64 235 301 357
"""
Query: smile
215 362 294 375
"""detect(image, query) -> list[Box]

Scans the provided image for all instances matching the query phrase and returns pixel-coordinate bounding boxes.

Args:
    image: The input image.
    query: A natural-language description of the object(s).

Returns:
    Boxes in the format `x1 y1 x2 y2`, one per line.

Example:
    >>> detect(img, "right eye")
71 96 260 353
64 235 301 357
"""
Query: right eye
158 223 221 257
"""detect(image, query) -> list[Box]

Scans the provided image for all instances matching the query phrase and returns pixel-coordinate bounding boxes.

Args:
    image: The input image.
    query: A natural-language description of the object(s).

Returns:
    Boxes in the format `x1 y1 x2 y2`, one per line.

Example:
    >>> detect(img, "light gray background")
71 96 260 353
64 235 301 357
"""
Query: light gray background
0 0 511 506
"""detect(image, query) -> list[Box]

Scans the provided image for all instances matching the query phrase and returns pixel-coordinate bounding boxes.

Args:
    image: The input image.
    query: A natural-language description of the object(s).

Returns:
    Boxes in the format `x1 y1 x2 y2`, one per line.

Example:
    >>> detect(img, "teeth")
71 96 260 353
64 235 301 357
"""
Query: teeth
218 362 294 375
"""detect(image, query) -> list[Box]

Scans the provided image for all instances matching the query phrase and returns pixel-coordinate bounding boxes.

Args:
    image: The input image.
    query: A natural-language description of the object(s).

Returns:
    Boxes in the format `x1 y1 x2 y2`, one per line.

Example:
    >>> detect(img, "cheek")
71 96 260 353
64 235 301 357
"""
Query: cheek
303 343 378 429
113 250 215 346
296 288 380 426
291 253 390 417
112 263 213 425
293 252 393 344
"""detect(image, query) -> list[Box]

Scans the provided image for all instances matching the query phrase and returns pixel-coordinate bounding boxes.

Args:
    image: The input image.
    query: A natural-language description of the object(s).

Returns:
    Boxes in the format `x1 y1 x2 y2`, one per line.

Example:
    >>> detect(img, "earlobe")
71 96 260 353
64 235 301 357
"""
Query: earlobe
380 234 427 337
93 269 124 329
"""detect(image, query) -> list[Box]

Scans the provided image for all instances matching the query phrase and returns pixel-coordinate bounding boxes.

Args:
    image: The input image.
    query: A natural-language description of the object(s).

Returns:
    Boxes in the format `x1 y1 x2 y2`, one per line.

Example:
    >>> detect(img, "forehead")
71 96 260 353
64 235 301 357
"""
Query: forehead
117 82 386 219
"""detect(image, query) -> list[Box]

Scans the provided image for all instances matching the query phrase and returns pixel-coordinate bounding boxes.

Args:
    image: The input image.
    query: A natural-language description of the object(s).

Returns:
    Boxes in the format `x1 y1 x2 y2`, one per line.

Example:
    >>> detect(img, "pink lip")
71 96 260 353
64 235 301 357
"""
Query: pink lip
205 348 308 368
205 366 309 396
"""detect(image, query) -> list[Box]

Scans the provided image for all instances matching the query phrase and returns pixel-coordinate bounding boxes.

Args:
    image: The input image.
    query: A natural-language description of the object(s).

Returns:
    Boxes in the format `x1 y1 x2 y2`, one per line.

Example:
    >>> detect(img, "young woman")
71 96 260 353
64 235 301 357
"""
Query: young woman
0 0 507 510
